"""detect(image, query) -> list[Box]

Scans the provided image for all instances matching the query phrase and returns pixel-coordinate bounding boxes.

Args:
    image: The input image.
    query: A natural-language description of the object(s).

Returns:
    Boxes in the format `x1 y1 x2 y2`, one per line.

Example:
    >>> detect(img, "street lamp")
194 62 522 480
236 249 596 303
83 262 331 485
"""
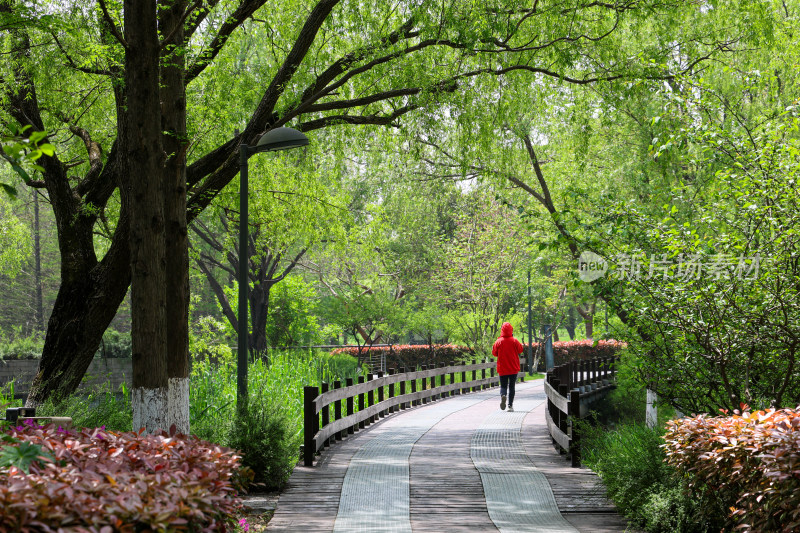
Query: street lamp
238 127 309 409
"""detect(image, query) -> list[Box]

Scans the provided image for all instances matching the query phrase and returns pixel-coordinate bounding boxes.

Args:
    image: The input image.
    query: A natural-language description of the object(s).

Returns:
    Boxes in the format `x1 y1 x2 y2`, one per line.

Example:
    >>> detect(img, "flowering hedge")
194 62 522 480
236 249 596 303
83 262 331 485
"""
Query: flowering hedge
663 406 800 532
330 340 625 371
550 339 626 366
330 344 473 371
0 421 243 532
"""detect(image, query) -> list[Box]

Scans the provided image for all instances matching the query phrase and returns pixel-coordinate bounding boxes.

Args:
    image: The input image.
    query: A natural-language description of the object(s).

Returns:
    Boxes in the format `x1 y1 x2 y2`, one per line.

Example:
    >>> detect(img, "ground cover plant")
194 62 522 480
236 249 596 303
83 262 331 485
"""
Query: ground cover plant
579 356 726 532
663 406 800 532
0 420 243 531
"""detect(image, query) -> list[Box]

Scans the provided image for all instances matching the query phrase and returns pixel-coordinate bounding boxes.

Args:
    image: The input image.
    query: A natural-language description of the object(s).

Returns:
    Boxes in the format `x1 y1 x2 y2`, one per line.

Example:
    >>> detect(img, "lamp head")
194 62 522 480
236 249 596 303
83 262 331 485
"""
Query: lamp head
253 127 309 153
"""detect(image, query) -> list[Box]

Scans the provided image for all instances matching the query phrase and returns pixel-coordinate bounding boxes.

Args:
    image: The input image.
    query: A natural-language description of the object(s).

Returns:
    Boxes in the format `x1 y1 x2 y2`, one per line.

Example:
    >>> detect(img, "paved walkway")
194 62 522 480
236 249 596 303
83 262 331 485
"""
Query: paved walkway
266 379 634 532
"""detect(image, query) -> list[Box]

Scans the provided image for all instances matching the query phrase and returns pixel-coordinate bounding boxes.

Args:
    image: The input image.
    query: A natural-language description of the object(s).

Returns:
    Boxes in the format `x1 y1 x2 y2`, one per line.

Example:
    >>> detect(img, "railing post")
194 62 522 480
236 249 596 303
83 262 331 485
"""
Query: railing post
461 363 467 395
346 377 354 435
398 367 406 409
358 375 366 430
569 389 581 467
438 362 447 399
472 359 478 392
558 383 569 453
321 381 330 448
420 365 428 404
377 371 386 417
550 376 560 447
367 373 375 424
429 366 436 399
304 386 318 467
481 360 487 390
411 368 418 406
388 368 396 414
333 380 342 441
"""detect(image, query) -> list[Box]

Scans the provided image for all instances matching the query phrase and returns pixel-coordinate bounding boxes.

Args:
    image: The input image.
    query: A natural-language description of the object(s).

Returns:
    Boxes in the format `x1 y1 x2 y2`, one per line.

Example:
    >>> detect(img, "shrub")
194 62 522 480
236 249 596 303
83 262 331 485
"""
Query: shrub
549 339 626 366
228 399 299 491
0 329 44 360
582 422 723 532
663 406 800 532
0 422 243 531
330 343 473 370
95 328 132 358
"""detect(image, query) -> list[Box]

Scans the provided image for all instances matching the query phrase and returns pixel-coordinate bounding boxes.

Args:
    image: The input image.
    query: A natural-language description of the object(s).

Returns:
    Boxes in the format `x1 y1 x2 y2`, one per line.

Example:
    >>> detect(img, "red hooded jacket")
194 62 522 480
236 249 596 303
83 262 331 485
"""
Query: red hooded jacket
492 322 523 376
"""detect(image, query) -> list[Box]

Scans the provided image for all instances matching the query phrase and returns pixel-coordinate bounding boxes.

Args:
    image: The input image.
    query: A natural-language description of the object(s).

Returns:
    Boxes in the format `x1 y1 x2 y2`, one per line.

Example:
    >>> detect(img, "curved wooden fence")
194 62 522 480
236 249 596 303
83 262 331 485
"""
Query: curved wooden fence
302 359 531 466
545 357 618 467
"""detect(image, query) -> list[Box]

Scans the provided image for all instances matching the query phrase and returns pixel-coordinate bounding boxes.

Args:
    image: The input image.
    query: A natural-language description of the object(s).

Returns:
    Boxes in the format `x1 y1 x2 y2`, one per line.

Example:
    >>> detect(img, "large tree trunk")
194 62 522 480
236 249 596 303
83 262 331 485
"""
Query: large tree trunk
26 219 131 407
123 0 170 434
161 0 191 434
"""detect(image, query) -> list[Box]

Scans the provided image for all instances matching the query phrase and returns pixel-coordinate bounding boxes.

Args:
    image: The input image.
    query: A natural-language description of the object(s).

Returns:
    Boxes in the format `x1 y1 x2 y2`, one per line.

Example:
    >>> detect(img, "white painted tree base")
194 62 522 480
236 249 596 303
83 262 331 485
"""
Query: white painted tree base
168 377 190 435
132 378 191 435
132 386 169 434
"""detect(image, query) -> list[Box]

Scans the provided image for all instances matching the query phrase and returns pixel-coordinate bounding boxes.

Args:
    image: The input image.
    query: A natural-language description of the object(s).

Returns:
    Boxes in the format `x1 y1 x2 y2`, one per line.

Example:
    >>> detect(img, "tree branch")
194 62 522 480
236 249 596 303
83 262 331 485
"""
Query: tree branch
98 0 128 49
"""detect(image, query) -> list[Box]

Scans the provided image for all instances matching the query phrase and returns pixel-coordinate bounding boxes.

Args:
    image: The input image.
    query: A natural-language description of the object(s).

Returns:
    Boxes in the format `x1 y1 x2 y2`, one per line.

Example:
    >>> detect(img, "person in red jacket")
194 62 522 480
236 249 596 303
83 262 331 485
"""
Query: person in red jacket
492 322 523 412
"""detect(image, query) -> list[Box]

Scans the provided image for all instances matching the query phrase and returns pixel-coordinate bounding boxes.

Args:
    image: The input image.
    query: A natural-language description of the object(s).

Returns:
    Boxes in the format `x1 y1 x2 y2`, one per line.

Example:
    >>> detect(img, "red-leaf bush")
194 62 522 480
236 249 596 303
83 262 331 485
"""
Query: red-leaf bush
550 340 626 366
330 343 473 370
330 340 625 372
0 422 243 532
663 406 800 532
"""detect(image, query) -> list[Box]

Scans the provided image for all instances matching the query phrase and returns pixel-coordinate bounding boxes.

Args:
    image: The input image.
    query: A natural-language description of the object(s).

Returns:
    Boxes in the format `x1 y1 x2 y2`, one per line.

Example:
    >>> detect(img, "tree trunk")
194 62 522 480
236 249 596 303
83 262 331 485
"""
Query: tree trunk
25 219 131 407
250 281 270 359
161 0 190 434
576 301 596 341
565 307 576 340
123 0 170 434
32 188 44 332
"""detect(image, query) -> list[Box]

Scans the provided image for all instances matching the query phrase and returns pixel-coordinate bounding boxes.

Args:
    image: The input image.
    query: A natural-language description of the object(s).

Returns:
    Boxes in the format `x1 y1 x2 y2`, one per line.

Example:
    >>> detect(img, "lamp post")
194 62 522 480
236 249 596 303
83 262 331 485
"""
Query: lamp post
237 127 309 409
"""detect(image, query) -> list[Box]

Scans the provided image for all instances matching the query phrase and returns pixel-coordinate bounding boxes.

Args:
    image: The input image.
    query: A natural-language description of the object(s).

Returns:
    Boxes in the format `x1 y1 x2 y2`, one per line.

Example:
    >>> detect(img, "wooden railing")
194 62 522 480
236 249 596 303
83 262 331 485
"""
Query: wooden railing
545 356 617 467
303 358 530 466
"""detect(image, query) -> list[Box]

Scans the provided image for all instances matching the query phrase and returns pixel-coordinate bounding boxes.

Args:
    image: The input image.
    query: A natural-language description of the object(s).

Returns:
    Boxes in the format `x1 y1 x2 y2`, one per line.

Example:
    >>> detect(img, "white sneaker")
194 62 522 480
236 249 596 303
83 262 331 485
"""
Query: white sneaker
508 406 514 412
500 395 506 410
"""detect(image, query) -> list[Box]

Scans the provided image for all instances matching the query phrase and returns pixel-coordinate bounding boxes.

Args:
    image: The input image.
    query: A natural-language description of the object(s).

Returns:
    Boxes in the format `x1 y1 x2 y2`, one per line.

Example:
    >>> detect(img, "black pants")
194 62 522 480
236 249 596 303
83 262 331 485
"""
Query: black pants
499 373 517 406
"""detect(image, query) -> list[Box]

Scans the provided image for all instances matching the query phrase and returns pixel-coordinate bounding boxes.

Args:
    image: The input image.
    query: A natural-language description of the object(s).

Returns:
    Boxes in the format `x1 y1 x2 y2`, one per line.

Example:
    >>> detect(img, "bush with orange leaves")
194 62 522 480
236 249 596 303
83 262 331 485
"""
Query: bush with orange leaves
662 406 800 532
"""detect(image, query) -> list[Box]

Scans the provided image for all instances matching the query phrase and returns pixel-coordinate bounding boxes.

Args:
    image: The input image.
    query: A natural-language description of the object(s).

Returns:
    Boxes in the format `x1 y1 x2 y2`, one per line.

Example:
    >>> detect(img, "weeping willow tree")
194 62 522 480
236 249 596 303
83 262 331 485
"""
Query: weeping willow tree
0 0 747 431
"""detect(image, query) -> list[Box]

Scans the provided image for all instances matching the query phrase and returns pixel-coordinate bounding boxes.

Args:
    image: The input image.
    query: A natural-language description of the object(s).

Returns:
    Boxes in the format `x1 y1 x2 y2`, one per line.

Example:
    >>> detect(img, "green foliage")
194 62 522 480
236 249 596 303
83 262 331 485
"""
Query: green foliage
0 433 53 474
267 275 321 347
228 399 298 490
0 195 29 277
37 382 132 433
94 328 131 359
0 125 55 198
581 422 723 533
0 328 44 360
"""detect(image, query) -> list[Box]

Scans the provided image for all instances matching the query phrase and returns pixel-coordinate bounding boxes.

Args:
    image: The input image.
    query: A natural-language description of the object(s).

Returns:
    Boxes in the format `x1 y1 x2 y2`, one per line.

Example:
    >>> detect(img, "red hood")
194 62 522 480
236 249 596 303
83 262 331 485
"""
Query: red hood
501 322 513 337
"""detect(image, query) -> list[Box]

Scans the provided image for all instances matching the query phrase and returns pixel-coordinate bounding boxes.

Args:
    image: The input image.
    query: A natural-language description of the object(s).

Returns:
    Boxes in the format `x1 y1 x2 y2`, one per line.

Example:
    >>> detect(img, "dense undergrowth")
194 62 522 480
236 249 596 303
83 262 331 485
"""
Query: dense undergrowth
579 361 727 533
2 349 363 491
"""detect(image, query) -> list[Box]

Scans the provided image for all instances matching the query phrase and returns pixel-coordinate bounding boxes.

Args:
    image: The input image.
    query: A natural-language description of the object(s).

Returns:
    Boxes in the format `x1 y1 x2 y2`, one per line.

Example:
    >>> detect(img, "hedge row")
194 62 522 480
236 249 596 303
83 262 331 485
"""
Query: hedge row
663 406 800 532
330 340 625 372
0 421 244 531
549 340 626 366
330 344 473 371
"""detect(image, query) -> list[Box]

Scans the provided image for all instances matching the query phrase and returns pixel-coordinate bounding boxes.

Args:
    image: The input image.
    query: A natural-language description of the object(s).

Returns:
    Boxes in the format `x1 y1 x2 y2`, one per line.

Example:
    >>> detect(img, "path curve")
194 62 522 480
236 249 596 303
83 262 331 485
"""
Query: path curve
266 379 634 532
